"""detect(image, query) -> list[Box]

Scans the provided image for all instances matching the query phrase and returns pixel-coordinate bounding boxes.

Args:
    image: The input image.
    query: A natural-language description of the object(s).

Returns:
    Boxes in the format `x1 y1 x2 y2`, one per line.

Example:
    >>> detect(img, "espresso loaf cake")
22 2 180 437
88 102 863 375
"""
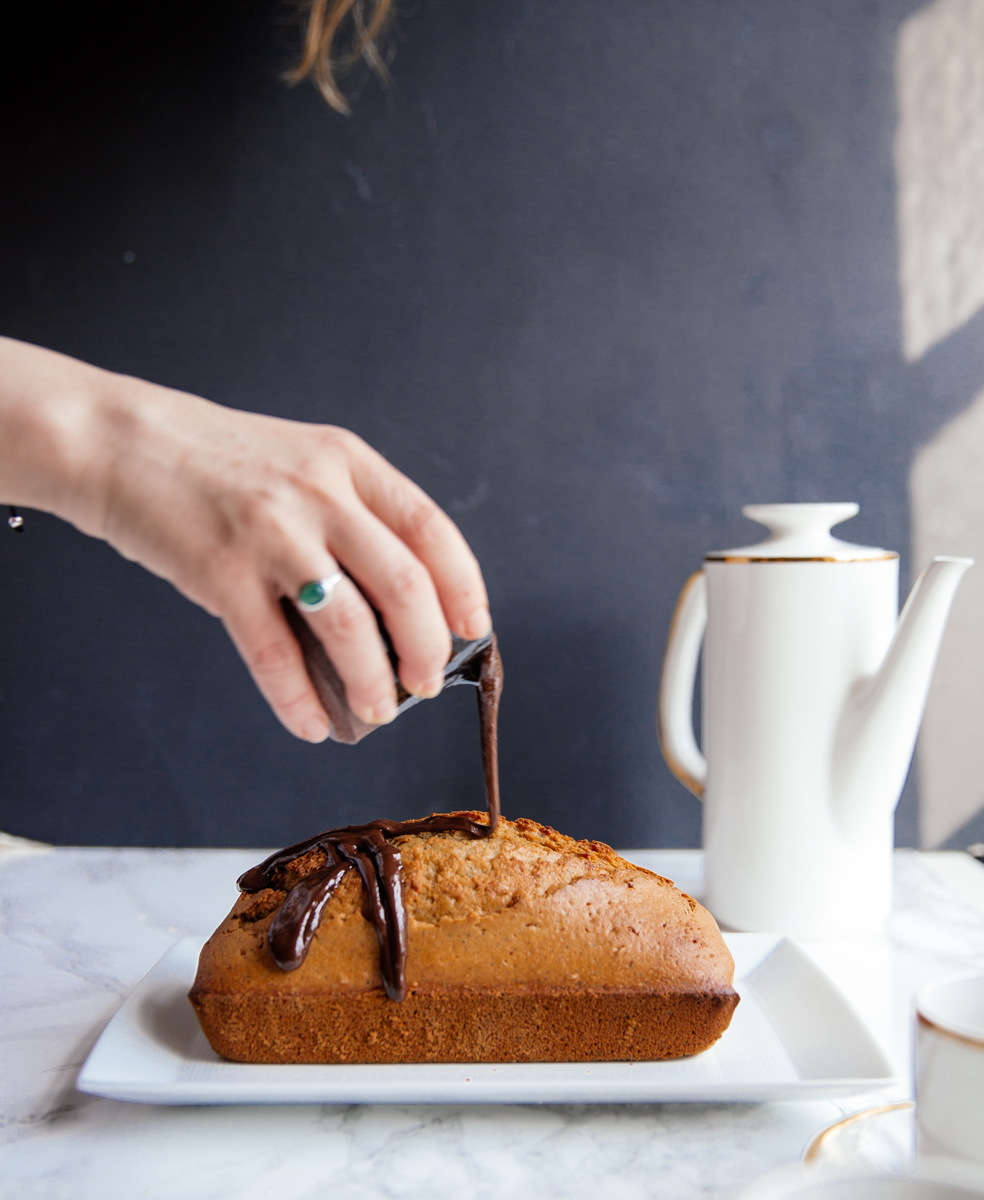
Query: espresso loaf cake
189 813 739 1063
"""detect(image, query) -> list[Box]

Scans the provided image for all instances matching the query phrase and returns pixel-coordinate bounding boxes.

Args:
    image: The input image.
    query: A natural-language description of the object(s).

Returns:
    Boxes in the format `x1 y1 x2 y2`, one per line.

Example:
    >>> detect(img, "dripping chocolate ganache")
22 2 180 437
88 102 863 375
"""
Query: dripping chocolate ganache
191 629 737 1067
237 635 503 1002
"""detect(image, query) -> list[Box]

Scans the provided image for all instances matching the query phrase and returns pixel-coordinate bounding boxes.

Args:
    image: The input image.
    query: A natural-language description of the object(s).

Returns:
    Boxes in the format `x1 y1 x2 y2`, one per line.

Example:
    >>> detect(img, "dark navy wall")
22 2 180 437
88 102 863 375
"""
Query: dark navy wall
3 0 982 848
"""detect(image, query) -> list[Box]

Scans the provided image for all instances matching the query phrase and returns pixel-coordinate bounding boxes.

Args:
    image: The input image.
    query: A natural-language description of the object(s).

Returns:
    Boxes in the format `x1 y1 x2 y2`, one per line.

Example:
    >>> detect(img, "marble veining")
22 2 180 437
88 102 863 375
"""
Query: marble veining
0 845 982 1200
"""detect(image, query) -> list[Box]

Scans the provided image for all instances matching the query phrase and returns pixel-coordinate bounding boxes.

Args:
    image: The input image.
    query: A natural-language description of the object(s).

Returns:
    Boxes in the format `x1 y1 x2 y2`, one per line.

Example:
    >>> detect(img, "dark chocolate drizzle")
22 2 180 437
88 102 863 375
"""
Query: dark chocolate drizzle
238 634 503 1002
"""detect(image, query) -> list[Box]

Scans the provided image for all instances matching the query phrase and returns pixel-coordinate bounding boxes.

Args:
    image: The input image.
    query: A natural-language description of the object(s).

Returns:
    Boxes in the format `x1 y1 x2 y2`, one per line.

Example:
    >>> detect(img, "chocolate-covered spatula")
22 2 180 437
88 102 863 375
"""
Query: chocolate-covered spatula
280 598 493 745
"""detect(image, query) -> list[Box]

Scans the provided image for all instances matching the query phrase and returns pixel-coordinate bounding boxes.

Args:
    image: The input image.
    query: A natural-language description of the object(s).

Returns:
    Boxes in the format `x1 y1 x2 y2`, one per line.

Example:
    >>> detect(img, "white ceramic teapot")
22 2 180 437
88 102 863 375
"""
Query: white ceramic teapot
658 503 972 938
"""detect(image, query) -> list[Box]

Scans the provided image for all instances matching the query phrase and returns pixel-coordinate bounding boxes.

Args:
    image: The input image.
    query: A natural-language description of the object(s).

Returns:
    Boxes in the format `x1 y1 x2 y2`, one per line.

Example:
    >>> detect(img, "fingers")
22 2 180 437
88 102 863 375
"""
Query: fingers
224 569 402 736
291 568 400 724
222 586 332 744
346 443 491 641
325 505 454 702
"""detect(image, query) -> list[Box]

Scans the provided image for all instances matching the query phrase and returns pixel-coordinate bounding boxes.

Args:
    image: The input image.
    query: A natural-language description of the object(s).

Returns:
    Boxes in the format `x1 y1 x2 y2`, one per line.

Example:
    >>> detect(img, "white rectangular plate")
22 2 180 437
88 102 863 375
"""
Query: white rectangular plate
77 933 895 1105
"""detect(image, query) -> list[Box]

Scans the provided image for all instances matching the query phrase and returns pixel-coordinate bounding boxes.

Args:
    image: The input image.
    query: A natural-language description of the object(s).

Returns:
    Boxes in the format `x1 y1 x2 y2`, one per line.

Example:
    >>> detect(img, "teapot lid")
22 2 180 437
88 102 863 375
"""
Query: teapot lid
705 503 896 562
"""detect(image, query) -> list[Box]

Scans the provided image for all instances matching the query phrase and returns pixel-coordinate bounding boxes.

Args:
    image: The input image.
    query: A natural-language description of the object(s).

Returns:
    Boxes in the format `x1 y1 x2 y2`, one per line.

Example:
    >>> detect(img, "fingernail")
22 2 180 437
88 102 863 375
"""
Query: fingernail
461 606 492 640
302 718 330 743
413 674 444 700
371 698 398 724
355 697 398 725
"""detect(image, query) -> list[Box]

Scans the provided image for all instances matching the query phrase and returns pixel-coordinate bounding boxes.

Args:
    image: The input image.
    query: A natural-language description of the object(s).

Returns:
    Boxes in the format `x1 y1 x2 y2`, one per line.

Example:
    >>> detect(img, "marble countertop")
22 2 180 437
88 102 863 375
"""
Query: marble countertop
2 842 983 1200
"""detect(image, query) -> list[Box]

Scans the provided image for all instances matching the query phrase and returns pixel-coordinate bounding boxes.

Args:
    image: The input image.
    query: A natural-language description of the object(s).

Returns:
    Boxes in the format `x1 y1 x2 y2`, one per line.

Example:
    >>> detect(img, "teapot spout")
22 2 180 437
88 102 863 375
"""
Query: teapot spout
832 555 973 833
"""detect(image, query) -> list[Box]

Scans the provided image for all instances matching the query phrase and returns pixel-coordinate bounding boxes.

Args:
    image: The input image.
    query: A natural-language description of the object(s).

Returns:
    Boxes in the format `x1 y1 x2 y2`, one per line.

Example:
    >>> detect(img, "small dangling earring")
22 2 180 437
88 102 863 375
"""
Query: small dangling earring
7 506 24 531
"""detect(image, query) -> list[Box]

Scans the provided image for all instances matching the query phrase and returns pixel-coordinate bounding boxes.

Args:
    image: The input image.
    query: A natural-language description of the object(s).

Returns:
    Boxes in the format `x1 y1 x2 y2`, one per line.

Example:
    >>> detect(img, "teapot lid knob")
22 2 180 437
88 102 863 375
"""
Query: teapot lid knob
708 503 893 561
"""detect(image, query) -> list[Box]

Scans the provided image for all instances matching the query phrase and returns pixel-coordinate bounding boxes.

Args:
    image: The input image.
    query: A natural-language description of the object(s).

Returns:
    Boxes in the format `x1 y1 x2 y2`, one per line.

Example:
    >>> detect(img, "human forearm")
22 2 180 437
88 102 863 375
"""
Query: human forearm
0 337 120 533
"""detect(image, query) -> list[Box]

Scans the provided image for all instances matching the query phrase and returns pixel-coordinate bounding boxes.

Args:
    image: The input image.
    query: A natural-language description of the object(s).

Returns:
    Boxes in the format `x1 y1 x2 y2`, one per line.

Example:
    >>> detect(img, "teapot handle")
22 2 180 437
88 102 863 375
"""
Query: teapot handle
657 570 708 799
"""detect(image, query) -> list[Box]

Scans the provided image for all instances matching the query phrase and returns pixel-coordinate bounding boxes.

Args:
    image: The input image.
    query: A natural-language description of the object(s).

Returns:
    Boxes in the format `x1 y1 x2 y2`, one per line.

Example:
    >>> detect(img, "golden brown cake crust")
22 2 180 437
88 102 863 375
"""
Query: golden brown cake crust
189 814 738 1063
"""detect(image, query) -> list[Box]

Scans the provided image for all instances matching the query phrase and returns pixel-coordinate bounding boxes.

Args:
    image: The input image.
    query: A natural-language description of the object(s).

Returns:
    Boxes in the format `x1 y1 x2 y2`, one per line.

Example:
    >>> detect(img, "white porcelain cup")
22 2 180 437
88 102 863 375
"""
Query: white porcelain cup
916 973 984 1166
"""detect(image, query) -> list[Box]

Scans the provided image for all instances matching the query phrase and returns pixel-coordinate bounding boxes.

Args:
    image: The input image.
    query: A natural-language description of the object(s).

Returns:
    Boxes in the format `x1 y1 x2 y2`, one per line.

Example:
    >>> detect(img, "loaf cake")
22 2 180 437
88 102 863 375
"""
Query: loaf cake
190 813 738 1063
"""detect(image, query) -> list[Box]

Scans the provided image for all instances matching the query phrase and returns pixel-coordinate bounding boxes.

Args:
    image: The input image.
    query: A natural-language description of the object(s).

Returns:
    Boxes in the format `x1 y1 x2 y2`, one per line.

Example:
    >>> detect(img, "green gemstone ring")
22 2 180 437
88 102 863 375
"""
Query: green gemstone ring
297 572 345 613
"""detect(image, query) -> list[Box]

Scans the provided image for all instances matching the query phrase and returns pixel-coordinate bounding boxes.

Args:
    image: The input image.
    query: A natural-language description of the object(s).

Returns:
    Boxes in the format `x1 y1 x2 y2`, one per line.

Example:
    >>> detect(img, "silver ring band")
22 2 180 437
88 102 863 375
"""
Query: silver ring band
297 572 345 613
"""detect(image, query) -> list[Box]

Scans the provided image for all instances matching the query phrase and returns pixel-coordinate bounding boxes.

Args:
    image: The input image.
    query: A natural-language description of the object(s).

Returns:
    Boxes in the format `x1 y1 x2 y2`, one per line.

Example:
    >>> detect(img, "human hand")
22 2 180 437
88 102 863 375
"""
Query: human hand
0 339 491 742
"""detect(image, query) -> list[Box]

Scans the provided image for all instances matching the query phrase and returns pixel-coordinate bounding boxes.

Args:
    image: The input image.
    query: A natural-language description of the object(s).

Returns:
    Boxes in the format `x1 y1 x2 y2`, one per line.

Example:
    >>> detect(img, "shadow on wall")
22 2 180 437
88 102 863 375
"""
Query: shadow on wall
900 0 984 848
